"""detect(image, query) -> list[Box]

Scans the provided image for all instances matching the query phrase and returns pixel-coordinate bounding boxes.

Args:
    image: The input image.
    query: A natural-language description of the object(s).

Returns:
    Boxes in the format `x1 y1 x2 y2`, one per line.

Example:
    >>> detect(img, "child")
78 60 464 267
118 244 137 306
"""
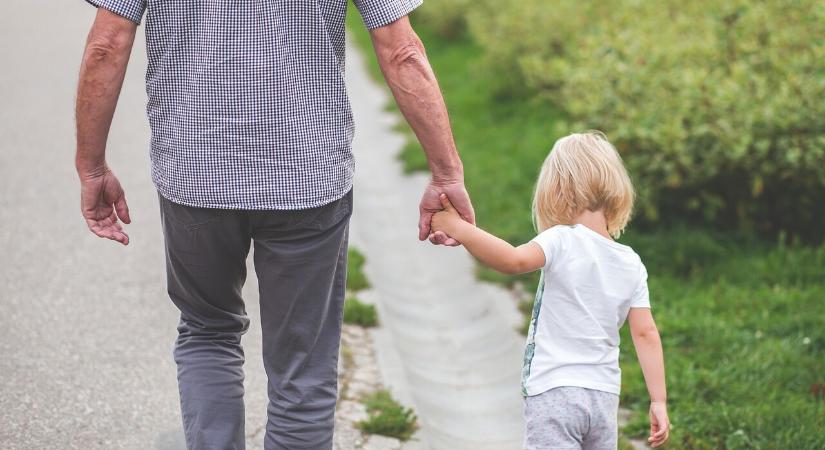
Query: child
431 131 670 449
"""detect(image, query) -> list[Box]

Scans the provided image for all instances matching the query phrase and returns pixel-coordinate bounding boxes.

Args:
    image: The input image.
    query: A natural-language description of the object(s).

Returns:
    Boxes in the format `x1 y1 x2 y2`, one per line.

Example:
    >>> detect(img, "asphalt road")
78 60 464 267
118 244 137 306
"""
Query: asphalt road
0 2 269 448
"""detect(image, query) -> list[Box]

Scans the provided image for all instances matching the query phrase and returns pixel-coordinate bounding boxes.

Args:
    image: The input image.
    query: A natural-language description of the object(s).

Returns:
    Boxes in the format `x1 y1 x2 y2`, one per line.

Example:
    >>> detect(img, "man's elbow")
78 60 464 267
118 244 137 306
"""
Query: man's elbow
387 40 426 70
377 33 432 84
84 26 133 66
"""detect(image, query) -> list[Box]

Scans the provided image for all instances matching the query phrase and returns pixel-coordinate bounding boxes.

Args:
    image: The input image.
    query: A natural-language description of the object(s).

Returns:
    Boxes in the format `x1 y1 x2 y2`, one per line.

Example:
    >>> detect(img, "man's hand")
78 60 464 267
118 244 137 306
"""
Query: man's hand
80 167 131 245
419 180 474 246
648 401 670 448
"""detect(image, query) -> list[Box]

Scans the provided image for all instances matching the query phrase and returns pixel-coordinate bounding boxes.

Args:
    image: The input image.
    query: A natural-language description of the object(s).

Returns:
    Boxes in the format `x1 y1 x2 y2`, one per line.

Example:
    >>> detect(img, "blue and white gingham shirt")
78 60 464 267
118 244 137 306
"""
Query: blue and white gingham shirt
85 0 422 209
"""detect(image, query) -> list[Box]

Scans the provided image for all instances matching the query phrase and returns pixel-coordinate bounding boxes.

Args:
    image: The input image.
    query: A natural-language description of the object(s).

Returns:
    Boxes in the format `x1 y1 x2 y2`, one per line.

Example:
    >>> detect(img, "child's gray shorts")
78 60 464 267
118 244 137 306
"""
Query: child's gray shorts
524 386 620 449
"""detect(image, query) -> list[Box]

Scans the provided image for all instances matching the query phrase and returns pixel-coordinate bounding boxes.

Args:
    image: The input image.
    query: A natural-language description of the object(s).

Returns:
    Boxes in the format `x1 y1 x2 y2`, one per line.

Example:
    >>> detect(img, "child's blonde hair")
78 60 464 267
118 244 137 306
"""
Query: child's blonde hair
532 131 634 238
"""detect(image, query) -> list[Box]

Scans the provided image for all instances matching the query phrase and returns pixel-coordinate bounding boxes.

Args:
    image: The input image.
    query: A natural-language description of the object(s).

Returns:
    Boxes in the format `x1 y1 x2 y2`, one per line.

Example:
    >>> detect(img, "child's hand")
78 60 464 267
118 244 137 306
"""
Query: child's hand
431 194 464 238
648 401 670 447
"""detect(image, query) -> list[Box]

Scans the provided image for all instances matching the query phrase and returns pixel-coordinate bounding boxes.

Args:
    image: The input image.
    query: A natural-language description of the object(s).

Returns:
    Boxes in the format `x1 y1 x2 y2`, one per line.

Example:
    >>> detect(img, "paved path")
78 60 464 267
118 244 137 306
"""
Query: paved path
346 38 525 450
0 2 523 448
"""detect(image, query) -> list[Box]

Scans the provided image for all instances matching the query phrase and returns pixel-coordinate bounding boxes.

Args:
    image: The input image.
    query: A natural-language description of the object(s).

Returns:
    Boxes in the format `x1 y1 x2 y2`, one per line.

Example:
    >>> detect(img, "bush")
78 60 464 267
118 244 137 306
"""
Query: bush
358 390 418 441
347 247 370 292
467 0 600 95
343 297 378 327
471 0 825 240
411 0 472 39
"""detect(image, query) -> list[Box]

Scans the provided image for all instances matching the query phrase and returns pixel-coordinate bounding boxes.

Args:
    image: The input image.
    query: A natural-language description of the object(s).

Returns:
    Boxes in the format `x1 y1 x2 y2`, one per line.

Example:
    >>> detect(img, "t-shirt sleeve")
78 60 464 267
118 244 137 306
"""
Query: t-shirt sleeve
353 0 423 30
530 226 566 271
84 0 147 25
630 263 651 308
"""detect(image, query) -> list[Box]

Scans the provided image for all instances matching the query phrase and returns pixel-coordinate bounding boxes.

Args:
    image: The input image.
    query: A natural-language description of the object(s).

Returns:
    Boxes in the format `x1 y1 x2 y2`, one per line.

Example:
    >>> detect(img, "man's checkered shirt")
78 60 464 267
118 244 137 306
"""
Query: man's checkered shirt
85 0 422 209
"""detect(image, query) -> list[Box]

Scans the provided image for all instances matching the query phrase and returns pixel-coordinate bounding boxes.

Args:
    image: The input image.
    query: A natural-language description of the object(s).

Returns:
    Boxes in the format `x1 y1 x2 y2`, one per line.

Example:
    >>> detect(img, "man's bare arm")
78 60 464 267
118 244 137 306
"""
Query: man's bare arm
75 9 137 245
369 17 474 245
76 9 136 175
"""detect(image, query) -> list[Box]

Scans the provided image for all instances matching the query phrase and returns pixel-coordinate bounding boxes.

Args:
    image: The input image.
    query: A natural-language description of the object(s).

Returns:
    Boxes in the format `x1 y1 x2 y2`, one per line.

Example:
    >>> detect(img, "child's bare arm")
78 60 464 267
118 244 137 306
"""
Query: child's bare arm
628 308 670 447
431 195 545 275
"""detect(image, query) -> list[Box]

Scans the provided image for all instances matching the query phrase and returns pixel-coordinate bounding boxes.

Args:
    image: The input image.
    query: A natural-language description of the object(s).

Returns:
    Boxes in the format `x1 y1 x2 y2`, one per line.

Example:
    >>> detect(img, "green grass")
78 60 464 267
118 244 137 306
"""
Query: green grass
618 435 639 450
345 245 377 326
347 6 825 449
343 297 378 327
347 247 370 292
358 390 419 441
616 235 825 449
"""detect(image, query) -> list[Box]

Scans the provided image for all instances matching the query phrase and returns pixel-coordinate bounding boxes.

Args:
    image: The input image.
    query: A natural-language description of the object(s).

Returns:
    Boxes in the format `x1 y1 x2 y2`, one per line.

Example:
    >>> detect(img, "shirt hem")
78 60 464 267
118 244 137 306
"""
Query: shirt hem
153 181 354 211
524 378 620 397
360 0 423 30
84 0 145 25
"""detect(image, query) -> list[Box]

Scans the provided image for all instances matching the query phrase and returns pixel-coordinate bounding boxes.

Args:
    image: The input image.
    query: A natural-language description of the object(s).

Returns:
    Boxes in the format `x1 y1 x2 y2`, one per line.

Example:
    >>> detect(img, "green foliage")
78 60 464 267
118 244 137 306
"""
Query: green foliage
343 297 378 327
410 0 472 38
470 0 825 240
617 435 639 450
345 245 376 326
347 247 371 292
348 6 825 448
466 0 585 95
620 227 825 286
358 390 419 441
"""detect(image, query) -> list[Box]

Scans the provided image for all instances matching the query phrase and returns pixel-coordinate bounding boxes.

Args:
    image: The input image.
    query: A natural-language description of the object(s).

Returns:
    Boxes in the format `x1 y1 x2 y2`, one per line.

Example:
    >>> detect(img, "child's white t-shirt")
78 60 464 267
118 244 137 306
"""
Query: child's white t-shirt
522 224 649 397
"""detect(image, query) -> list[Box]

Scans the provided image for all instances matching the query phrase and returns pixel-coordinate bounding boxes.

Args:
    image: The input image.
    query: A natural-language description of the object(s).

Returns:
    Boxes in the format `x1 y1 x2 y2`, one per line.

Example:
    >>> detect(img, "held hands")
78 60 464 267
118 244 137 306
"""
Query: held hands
419 180 474 246
431 194 464 238
648 401 670 447
79 166 131 245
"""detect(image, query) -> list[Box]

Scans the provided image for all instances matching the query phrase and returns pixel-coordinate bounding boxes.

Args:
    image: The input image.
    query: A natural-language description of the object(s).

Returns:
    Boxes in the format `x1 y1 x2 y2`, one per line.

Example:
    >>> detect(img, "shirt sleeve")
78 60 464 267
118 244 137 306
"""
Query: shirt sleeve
630 263 651 308
84 0 147 25
530 226 566 271
353 0 423 30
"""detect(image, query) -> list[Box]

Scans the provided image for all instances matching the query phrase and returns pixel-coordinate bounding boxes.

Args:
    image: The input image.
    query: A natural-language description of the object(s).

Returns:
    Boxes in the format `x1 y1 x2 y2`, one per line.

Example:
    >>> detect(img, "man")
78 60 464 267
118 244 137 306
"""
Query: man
75 1 473 449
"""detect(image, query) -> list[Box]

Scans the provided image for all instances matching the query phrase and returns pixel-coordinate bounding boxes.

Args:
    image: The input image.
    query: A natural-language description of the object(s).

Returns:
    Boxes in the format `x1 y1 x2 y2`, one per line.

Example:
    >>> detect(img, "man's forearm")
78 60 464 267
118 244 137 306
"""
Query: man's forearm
75 11 136 176
371 18 462 182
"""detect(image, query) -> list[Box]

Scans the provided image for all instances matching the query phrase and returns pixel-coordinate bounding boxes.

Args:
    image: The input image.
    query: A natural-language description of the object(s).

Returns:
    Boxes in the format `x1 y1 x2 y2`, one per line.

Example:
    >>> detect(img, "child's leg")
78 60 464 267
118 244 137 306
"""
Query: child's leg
524 387 591 450
581 389 620 450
